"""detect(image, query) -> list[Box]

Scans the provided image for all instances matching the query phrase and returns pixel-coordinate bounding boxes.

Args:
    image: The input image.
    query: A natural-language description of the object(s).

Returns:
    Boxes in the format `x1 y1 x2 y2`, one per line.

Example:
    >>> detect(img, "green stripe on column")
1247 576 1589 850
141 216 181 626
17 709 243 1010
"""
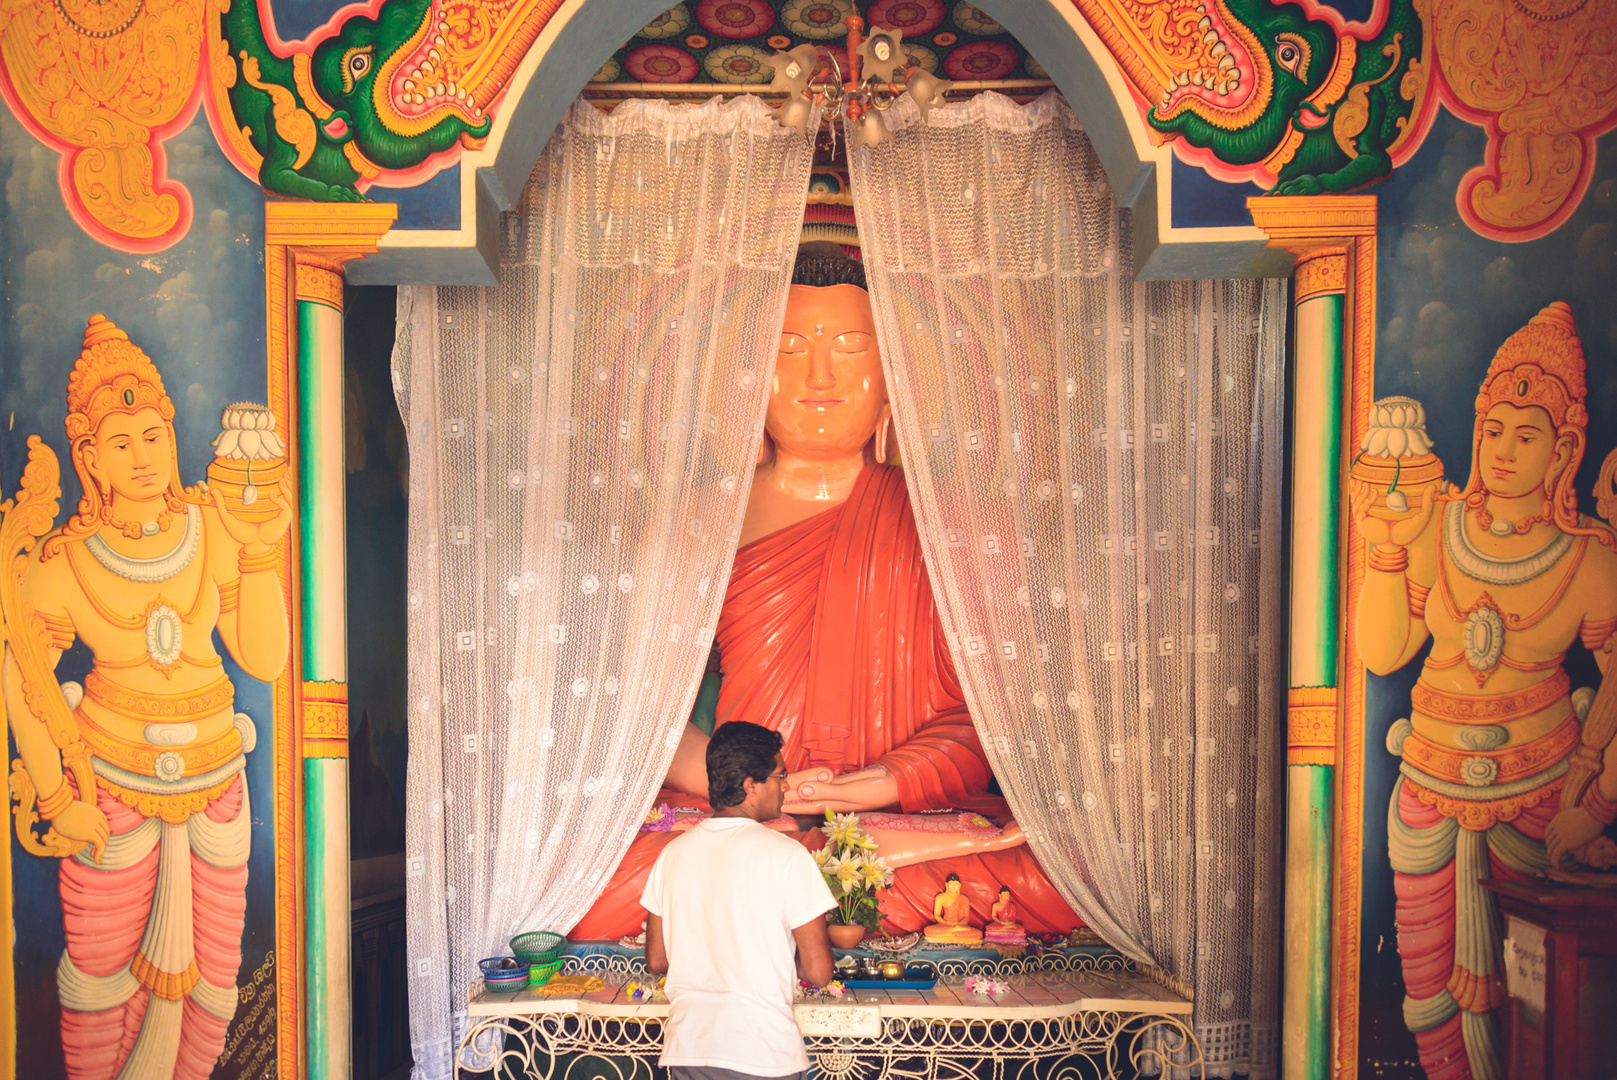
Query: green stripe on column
305 758 352 1078
1288 292 1344 688
1282 764 1333 1080
297 291 351 1080
298 298 348 682
1283 280 1343 1080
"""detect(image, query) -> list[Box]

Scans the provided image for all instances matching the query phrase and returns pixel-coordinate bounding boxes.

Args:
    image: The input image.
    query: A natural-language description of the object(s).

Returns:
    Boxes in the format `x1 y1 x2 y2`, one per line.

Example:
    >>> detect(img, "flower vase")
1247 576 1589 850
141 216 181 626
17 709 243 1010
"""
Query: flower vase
828 924 866 949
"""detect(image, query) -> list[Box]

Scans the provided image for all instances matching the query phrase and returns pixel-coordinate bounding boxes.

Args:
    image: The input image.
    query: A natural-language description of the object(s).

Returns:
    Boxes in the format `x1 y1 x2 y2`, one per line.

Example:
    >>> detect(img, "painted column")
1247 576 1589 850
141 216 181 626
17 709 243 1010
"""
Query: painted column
296 252 354 1080
1248 194 1378 1080
1283 251 1347 1080
263 202 395 1080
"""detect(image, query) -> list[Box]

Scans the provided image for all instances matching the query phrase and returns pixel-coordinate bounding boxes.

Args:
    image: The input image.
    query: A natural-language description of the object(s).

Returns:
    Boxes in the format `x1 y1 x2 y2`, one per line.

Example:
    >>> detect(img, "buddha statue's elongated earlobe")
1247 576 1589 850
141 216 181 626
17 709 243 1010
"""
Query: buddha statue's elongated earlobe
874 410 892 465
756 429 775 466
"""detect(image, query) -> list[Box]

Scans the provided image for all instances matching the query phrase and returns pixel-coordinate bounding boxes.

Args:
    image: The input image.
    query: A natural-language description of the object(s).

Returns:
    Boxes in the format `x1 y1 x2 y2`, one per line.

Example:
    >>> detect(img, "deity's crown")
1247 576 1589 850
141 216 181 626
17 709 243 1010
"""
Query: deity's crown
1475 301 1588 431
64 314 175 443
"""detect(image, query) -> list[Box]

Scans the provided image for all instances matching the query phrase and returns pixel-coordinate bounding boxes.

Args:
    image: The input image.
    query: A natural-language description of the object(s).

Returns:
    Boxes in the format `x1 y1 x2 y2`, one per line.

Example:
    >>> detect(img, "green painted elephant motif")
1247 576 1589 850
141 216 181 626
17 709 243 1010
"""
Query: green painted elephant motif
210 0 493 201
1147 0 1429 194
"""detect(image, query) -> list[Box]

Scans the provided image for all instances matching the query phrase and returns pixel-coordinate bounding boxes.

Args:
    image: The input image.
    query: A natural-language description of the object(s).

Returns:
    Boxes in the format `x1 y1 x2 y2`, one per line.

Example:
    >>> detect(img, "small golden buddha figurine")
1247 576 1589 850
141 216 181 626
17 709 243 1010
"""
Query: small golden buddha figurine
984 886 1026 946
923 873 983 944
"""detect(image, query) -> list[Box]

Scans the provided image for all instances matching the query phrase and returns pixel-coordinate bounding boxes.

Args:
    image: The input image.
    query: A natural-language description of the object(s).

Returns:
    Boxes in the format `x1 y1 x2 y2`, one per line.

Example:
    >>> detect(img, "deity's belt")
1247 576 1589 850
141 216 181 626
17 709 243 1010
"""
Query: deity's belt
79 671 244 824
83 669 234 722
78 709 243 780
1402 713 1579 790
1410 669 1568 725
1400 716 1569 832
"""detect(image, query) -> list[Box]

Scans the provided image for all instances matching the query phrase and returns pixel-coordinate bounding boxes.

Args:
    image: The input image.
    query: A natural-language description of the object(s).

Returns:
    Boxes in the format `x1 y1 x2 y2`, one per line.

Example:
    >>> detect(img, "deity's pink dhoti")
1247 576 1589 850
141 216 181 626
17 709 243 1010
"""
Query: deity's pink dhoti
59 769 249 1080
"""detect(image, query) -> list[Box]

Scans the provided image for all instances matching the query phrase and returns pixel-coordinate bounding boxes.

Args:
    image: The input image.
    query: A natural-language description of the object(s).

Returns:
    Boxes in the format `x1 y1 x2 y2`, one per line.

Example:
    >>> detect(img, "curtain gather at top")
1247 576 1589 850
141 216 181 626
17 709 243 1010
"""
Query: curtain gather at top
851 91 1287 1077
393 94 816 1079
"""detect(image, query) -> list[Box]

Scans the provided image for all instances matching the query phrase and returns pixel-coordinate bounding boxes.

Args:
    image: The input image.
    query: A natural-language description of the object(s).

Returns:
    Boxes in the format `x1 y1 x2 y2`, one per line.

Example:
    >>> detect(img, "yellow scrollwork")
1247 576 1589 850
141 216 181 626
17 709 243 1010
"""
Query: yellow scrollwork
1333 34 1403 160
0 0 206 252
239 53 317 171
0 438 94 860
1430 0 1617 239
1072 0 1275 128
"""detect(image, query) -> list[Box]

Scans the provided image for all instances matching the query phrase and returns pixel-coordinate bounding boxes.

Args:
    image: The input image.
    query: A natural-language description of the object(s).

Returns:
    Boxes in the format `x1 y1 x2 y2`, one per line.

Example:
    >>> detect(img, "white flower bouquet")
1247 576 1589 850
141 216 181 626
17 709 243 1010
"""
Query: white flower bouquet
813 811 894 932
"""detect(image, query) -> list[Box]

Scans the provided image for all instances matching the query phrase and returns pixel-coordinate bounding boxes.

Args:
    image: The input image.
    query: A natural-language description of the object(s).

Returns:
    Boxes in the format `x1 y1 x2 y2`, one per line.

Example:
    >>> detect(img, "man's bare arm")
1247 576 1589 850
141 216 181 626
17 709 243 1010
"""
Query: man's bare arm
791 916 833 987
645 914 669 975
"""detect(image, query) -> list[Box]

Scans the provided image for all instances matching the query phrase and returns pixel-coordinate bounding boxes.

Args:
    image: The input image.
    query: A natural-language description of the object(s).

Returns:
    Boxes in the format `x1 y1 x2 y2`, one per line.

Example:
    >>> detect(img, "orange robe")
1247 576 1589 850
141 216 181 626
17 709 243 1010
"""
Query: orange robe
570 465 1081 939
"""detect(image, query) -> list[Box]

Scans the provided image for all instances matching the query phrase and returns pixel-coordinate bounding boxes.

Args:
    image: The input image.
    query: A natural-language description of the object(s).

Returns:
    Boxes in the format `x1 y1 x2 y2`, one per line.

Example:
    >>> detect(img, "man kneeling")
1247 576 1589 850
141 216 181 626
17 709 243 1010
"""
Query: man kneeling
643 721 836 1080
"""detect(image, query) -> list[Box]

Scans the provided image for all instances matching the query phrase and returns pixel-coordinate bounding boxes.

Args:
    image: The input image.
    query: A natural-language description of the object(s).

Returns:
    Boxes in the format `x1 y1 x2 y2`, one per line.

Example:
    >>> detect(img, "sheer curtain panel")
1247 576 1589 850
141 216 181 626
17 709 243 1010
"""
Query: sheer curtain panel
394 95 815 1079
850 92 1287 1077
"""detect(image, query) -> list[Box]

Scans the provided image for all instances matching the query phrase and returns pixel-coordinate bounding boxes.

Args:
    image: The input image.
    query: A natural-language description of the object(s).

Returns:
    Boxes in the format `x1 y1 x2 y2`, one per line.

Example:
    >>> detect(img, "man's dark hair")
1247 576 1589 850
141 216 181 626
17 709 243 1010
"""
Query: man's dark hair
793 242 867 290
707 721 784 809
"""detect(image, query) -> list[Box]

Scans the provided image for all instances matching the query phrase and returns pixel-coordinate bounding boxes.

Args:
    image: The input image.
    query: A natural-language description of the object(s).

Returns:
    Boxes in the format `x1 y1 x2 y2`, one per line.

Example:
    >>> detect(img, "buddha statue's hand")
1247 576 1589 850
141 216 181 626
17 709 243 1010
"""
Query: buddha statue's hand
210 476 294 551
51 800 110 862
1546 805 1606 869
784 767 898 814
1350 479 1440 551
785 766 834 793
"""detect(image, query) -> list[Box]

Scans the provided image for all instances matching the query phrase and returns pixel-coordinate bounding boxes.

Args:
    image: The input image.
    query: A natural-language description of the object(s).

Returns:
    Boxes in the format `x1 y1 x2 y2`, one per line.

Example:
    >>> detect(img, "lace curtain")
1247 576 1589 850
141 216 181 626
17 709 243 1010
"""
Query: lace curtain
393 95 815 1079
850 92 1286 1077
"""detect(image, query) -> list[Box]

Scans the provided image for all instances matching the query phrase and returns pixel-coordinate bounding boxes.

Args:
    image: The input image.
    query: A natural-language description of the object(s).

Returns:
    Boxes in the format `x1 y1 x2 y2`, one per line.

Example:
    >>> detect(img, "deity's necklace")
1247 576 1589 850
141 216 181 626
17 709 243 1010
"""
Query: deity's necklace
1444 501 1573 587
66 506 210 630
83 504 200 583
1475 502 1550 537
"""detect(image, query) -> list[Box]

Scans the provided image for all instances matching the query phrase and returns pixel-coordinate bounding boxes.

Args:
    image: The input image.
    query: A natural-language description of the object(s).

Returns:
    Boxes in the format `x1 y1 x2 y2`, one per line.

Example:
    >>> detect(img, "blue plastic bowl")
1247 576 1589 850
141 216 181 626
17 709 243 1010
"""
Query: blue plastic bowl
480 956 528 990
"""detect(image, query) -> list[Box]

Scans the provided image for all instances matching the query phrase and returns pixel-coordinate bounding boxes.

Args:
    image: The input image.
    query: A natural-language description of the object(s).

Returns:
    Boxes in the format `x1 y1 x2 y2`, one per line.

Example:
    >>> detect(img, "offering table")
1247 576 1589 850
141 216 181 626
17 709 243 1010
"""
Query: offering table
457 952 1201 1079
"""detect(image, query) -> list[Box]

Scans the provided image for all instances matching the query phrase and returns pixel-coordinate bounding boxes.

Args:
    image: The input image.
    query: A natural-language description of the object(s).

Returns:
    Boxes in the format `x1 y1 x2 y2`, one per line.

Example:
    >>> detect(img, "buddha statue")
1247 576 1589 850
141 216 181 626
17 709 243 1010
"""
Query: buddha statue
1351 302 1617 1079
924 874 983 945
985 886 1026 946
571 246 1081 940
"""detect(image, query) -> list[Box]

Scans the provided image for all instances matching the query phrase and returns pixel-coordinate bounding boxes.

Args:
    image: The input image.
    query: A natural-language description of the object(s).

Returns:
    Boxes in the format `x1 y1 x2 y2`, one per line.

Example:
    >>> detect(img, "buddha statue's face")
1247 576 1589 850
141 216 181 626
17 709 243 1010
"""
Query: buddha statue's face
1477 401 1565 500
767 284 888 459
82 406 172 503
945 878 961 894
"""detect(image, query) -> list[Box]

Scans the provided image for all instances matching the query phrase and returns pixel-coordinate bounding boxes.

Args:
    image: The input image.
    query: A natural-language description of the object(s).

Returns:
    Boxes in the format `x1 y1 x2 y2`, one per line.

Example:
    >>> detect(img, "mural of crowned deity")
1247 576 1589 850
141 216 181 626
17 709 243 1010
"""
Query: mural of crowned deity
1351 302 1617 1079
1 315 291 1079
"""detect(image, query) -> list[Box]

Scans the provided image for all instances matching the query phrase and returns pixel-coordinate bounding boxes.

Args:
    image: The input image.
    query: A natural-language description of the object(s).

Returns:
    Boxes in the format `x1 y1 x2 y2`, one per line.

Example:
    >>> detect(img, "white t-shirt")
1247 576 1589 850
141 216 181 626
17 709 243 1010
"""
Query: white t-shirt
640 816 836 1075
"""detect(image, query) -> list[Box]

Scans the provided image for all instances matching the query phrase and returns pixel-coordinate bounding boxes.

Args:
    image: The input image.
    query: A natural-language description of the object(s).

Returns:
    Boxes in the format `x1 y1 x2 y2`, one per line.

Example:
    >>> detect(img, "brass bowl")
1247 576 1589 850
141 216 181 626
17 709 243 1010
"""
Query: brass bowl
206 457 288 523
1349 452 1443 519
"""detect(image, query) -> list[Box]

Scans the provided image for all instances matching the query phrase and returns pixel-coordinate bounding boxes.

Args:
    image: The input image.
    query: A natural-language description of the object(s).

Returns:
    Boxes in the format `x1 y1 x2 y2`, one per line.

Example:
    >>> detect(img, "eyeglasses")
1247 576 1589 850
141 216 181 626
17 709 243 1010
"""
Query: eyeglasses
769 771 789 781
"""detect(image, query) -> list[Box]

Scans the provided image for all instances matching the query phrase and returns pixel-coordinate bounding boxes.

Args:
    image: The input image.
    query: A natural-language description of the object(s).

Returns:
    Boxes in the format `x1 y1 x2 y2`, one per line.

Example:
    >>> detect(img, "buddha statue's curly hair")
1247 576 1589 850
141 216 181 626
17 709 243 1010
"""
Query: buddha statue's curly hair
793 241 866 290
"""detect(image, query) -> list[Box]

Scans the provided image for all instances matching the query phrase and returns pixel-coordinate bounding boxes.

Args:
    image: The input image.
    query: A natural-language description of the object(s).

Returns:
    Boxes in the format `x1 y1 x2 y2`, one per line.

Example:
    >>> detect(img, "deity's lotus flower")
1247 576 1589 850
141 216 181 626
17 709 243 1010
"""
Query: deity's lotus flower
1359 395 1434 459
211 402 286 461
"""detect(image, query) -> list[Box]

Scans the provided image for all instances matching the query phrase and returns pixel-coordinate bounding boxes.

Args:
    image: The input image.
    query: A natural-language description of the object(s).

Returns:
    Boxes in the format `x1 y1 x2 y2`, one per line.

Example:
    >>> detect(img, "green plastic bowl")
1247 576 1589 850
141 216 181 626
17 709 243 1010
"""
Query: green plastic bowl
511 930 566 966
528 959 563 986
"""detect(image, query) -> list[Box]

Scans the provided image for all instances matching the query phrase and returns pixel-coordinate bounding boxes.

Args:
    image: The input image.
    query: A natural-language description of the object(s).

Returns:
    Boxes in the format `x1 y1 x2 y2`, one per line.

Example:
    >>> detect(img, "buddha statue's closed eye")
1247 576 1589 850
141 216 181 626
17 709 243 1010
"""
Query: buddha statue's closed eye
572 247 1082 940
